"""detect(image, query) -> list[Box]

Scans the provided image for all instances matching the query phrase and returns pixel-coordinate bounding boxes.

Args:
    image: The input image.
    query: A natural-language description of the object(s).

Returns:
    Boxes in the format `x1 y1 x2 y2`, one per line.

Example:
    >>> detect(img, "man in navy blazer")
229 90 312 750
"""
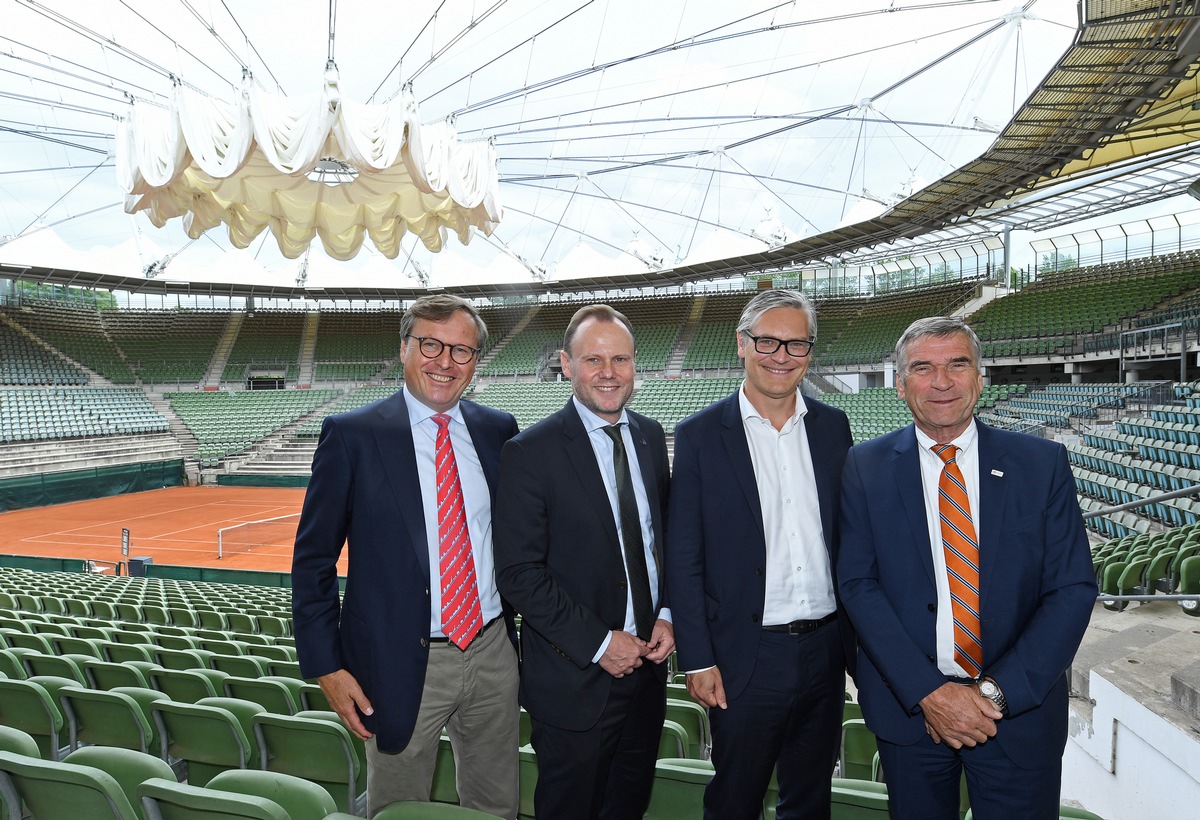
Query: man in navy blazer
495 304 673 820
292 294 521 818
837 316 1096 820
666 289 855 820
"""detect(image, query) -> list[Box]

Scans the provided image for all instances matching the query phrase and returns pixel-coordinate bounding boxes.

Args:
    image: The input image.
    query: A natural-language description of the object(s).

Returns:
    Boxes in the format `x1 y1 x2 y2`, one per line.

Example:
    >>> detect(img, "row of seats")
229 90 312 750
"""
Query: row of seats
0 387 170 444
1088 523 1200 614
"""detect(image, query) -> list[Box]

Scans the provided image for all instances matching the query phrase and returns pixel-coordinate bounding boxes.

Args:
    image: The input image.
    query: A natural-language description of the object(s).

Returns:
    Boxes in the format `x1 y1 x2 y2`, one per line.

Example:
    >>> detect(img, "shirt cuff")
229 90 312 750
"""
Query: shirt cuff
657 608 672 624
685 665 716 675
592 630 613 664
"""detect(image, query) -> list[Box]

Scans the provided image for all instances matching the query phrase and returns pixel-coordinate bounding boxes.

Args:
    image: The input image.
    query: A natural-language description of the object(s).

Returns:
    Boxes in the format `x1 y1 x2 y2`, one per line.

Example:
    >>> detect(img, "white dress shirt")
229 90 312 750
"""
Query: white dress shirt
405 388 502 637
739 385 836 624
913 420 981 677
571 398 669 662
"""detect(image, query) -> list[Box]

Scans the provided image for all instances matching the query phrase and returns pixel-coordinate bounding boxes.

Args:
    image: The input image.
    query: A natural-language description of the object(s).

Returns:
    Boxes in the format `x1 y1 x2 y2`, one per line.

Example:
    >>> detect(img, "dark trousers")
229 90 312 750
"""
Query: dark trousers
876 730 1062 820
530 662 665 820
705 621 845 820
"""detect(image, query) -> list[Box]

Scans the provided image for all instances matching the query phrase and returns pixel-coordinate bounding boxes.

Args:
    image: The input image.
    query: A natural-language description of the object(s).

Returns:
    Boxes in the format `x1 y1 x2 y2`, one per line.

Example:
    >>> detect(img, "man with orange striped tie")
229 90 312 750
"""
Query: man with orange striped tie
837 316 1096 820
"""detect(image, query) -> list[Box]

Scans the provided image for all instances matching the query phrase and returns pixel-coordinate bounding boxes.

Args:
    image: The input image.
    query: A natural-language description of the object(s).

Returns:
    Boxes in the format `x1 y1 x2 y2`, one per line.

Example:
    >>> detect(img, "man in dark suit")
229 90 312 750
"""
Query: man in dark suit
837 316 1096 820
494 304 672 820
292 294 521 819
666 288 855 820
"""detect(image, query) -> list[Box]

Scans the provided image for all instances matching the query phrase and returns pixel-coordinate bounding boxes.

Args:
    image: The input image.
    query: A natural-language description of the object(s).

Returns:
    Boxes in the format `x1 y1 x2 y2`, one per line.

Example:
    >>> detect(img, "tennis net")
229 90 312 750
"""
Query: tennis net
217 513 301 559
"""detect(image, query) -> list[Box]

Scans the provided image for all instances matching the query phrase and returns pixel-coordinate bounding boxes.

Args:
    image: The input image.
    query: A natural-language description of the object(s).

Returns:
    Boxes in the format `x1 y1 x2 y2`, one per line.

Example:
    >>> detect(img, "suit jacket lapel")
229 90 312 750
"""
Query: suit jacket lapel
802 398 836 547
975 423 1008 611
627 414 664 572
561 401 622 551
719 393 766 541
894 426 937 586
372 392 430 584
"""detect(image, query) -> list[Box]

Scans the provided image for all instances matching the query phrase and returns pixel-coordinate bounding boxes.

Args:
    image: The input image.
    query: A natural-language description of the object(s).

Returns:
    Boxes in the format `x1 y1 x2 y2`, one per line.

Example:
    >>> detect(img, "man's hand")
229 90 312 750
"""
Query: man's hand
599 630 649 678
317 668 375 740
644 619 675 664
919 682 1002 749
686 667 728 710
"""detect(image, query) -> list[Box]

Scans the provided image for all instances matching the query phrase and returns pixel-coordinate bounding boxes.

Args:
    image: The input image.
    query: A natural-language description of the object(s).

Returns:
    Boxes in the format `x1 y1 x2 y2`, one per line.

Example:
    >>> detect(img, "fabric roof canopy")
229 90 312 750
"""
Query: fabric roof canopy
117 67 502 261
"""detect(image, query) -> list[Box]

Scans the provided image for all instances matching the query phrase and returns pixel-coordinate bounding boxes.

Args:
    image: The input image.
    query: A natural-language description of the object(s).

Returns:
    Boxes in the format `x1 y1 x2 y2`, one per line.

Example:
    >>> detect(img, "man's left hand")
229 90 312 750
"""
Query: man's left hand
644 618 675 663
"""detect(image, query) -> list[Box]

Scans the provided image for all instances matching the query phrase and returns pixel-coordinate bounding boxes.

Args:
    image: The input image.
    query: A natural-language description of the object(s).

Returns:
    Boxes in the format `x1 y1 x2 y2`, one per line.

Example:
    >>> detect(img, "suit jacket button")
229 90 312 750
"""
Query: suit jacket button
927 603 936 613
756 567 764 576
926 655 936 663
751 613 759 623
420 638 428 648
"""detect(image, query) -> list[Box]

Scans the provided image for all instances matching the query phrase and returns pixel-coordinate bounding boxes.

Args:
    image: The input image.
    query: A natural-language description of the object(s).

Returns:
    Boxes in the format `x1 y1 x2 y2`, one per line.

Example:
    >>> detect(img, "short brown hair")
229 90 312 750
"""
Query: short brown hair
562 304 635 356
400 294 487 348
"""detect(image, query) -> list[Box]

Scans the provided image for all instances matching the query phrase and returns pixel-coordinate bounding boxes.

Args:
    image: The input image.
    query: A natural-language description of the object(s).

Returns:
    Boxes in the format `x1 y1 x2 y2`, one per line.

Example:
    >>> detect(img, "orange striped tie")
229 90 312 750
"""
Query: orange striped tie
932 444 983 676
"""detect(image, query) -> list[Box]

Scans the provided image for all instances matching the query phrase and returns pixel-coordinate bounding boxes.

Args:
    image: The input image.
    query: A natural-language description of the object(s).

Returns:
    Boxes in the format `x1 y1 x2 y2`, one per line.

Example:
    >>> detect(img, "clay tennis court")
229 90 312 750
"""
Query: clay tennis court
0 486 344 576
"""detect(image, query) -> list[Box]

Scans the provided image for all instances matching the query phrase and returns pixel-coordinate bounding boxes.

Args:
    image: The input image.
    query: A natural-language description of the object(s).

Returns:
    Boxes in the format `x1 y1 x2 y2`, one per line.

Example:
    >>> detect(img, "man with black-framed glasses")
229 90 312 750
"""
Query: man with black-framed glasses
666 288 856 819
293 293 521 818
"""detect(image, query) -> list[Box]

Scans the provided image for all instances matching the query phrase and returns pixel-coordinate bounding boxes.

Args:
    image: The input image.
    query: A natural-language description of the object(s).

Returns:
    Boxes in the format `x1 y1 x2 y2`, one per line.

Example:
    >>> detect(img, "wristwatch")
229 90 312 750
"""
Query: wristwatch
977 677 1007 712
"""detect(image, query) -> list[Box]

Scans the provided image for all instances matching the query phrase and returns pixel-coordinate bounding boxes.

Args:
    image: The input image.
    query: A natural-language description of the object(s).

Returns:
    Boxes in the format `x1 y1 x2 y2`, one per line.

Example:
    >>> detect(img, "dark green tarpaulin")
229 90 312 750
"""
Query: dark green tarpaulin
217 474 310 488
0 459 184 512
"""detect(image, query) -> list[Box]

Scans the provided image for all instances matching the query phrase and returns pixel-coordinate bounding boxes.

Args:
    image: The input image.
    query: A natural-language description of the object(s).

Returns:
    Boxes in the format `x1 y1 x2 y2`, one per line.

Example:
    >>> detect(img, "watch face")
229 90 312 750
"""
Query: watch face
980 680 997 696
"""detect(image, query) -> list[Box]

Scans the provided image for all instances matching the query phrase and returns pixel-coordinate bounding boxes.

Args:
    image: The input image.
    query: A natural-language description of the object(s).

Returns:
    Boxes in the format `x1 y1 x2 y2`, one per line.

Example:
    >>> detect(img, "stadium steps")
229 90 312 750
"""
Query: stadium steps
477 305 540 373
203 313 243 389
666 296 705 376
223 393 346 475
296 312 319 388
145 392 201 479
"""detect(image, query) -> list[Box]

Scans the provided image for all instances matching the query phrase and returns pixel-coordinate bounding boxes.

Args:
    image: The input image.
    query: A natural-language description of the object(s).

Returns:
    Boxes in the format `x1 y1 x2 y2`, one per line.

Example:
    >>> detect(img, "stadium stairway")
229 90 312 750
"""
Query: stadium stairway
221 394 344 478
145 392 201 481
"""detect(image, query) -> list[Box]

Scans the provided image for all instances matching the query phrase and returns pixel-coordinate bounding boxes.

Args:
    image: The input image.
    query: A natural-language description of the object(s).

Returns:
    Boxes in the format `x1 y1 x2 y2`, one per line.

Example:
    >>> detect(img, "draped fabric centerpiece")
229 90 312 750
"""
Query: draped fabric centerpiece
116 65 502 262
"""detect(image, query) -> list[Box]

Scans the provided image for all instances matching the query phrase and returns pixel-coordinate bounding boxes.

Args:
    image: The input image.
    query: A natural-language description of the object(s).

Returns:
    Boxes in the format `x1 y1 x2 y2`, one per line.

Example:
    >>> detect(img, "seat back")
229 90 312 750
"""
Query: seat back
224 676 300 715
663 700 710 760
150 700 254 786
643 758 714 820
0 678 66 760
251 712 364 813
136 776 289 820
830 778 891 818
148 668 226 703
64 745 176 820
839 718 879 781
0 726 39 758
207 769 337 820
59 688 155 754
0 749 140 820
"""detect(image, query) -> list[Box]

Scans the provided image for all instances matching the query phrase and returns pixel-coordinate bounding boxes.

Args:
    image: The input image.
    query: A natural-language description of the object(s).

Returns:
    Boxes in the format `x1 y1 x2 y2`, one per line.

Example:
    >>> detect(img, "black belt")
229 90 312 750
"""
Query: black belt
428 615 502 645
762 611 837 635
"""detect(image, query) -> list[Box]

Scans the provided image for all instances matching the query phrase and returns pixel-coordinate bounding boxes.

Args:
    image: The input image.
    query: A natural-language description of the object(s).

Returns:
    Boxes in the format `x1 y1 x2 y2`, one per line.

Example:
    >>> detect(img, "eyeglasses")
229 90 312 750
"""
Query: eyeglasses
405 335 480 365
746 334 815 358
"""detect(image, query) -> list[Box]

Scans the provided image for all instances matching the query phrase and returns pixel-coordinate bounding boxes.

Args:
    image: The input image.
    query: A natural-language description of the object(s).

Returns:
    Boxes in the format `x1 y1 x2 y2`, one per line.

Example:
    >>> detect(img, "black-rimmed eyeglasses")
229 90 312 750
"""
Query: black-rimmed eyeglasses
405 335 480 365
746 334 815 358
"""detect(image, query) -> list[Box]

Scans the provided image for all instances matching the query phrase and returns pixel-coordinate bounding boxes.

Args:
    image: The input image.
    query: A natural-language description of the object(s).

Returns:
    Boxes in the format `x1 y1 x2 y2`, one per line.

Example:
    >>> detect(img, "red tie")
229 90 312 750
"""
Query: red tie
434 414 483 649
933 444 983 677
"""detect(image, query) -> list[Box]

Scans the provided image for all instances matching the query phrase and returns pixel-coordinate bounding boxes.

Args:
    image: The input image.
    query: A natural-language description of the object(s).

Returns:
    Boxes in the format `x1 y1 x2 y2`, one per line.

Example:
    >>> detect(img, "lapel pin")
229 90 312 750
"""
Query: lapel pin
991 469 1004 477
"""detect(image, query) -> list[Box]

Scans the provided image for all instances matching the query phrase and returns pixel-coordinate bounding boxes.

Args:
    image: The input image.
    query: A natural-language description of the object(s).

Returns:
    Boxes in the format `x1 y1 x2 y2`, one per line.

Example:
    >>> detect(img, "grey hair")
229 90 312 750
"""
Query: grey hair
736 289 817 339
399 294 488 349
894 316 981 375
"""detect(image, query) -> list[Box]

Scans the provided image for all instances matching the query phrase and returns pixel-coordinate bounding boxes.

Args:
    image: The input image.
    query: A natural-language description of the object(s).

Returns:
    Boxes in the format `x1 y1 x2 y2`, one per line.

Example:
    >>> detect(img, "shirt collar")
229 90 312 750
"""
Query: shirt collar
913 418 978 454
737 382 807 429
402 386 464 428
572 396 628 433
